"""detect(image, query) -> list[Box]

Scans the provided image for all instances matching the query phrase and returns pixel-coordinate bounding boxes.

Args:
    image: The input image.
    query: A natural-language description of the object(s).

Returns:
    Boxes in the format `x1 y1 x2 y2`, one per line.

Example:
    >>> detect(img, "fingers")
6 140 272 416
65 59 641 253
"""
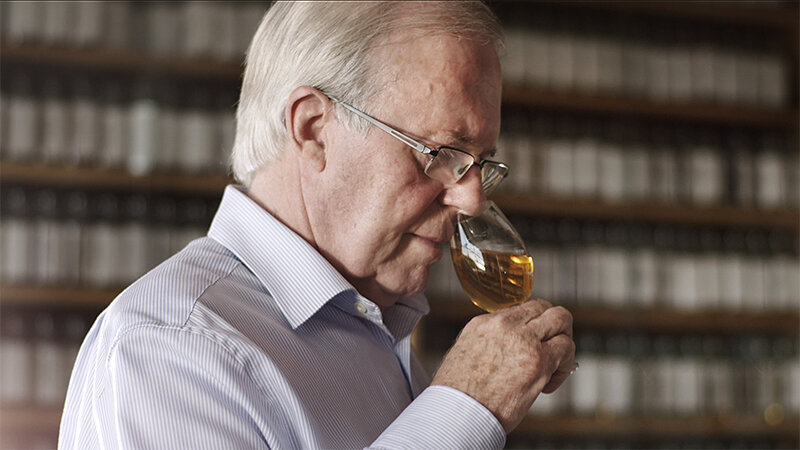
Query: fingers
525 305 573 341
540 334 576 393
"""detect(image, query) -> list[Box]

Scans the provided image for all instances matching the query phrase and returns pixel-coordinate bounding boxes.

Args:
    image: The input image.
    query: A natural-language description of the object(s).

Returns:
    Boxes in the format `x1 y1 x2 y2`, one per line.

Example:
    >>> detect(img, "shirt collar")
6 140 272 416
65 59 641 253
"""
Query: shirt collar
207 185 430 333
208 185 355 329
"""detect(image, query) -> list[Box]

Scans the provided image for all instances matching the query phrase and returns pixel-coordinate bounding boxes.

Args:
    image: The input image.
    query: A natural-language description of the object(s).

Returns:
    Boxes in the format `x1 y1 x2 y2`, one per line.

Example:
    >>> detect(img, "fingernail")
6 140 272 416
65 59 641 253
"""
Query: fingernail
569 362 579 375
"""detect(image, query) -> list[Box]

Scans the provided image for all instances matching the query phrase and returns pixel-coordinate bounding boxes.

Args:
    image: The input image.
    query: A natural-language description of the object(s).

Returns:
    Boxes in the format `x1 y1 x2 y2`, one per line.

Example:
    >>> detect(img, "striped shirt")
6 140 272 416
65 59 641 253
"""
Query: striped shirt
59 185 505 449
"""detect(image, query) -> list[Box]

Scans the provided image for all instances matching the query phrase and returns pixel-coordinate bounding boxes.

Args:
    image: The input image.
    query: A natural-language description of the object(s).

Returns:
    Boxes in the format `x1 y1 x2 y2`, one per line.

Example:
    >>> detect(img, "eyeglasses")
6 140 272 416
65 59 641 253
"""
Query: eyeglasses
327 95 508 195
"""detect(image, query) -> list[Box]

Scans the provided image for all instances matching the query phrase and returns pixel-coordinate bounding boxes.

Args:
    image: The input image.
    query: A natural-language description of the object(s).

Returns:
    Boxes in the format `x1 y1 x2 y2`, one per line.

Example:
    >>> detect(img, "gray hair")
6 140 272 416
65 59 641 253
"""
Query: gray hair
231 1 504 186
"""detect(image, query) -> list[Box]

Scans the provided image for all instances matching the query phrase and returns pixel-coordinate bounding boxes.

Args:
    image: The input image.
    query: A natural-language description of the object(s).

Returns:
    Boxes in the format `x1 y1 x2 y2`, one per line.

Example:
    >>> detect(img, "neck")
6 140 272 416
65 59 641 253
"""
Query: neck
247 156 316 247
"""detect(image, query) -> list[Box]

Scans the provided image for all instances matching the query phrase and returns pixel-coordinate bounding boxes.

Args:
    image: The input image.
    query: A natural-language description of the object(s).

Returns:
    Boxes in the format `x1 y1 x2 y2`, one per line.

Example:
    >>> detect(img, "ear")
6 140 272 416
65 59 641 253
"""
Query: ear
285 86 331 172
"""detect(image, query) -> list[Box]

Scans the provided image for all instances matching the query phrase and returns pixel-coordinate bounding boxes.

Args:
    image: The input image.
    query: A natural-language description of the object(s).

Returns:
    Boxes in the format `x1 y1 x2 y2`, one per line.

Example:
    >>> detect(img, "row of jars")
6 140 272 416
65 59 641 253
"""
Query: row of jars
428 221 799 312
422 332 799 420
0 188 215 287
500 8 790 107
496 115 799 210
0 309 90 408
1 75 237 175
531 333 799 419
1 1 267 62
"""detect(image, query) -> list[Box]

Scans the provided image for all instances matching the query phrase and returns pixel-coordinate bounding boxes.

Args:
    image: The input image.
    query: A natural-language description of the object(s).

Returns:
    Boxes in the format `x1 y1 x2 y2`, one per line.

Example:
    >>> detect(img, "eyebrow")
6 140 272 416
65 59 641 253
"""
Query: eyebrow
445 130 497 160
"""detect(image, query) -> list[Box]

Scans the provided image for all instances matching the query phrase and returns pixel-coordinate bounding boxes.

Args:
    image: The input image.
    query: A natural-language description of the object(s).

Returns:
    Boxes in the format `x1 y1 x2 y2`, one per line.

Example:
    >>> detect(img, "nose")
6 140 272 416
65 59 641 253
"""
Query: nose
439 165 486 216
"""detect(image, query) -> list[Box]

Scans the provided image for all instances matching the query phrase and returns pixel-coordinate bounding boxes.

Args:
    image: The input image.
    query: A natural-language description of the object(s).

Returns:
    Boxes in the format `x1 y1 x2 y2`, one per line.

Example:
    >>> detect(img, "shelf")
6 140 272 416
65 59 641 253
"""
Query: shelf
0 284 122 309
4 284 798 335
502 85 800 129
514 413 800 439
0 161 231 196
4 43 797 130
2 406 795 442
426 300 800 335
3 162 797 232
491 192 800 233
0 43 242 82
545 1 799 30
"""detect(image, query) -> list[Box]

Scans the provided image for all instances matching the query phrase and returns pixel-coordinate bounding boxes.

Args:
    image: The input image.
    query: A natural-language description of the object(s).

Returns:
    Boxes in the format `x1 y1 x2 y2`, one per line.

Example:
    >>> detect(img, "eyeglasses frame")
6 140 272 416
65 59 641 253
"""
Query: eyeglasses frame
326 94 508 192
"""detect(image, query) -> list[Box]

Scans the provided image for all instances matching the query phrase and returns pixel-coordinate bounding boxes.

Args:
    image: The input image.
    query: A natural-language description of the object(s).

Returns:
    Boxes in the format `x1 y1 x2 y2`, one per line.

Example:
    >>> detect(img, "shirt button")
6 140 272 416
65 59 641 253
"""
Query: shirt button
354 302 367 314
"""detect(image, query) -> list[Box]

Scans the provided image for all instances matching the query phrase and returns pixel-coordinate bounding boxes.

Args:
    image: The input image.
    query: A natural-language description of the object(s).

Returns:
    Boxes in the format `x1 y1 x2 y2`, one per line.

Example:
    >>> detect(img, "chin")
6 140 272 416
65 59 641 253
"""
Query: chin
399 265 431 297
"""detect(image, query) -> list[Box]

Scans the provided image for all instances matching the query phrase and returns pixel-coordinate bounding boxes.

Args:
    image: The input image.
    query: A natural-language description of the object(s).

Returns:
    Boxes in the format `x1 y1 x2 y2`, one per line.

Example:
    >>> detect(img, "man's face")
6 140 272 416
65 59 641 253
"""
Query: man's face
307 33 502 307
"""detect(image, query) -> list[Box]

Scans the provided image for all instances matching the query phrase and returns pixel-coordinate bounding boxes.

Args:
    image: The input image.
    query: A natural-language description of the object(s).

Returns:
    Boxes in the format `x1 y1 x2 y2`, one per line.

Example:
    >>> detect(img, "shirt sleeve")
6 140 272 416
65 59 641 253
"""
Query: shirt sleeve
369 385 506 450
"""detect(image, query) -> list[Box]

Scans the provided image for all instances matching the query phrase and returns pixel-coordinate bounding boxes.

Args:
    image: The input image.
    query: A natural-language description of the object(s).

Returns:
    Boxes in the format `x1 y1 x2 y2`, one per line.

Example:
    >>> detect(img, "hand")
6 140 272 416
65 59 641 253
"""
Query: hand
430 299 575 433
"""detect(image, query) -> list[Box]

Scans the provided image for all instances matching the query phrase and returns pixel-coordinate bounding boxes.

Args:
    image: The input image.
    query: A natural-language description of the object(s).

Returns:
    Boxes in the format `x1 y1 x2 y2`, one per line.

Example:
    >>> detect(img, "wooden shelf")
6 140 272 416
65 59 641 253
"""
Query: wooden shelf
502 85 800 129
0 161 231 196
3 162 797 232
491 192 800 233
426 300 800 335
543 1 799 30
4 284 798 335
4 43 796 129
0 43 242 82
514 413 800 439
1 284 121 309
3 406 795 442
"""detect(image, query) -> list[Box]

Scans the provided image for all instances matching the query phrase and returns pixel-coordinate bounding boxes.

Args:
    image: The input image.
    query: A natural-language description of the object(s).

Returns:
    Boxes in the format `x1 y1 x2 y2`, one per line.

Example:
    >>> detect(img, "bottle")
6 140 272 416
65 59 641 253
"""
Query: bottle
156 84 180 172
696 229 722 310
179 86 216 173
42 1 71 44
653 226 677 309
689 129 723 206
572 120 599 199
119 195 150 284
667 24 693 103
600 334 633 416
149 196 177 269
99 80 129 169
61 191 87 285
741 231 767 311
671 228 699 311
128 80 159 175
600 224 629 308
571 14 599 94
727 131 756 207
0 188 34 283
673 336 702 415
627 225 657 309
552 220 578 305
73 1 104 47
6 75 39 161
0 310 32 406
70 77 100 166
571 332 602 415
597 122 625 202
41 76 69 164
5 1 41 42
33 189 60 285
755 133 786 210
622 126 650 202
33 313 65 406
575 222 602 306
648 126 678 204
718 231 746 311
82 193 121 287
545 118 574 197
62 314 88 383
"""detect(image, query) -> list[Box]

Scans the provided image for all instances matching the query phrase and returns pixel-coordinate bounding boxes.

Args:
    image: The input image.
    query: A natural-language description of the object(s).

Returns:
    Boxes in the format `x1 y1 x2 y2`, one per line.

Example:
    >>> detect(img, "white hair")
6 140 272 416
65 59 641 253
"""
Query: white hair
231 1 503 186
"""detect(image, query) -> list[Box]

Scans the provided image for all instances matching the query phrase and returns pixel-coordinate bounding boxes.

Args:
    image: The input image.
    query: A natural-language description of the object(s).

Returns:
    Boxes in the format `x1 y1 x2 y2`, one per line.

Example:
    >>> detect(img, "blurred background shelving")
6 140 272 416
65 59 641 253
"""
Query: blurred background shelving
1 1 798 449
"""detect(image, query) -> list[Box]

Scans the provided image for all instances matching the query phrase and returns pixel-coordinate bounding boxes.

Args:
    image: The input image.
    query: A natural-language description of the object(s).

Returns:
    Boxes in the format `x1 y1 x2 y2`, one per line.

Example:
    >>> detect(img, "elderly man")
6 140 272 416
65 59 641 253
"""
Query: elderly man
60 2 575 449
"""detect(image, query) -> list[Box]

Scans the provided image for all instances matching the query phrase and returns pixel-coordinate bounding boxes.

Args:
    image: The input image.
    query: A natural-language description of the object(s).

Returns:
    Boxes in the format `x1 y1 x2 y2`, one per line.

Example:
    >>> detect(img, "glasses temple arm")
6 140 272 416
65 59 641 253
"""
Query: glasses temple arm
328 95 434 155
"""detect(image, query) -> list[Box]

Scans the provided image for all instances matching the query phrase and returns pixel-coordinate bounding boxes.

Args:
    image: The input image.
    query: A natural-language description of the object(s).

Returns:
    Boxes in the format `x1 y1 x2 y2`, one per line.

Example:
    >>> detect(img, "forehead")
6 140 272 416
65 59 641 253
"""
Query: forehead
369 33 502 153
